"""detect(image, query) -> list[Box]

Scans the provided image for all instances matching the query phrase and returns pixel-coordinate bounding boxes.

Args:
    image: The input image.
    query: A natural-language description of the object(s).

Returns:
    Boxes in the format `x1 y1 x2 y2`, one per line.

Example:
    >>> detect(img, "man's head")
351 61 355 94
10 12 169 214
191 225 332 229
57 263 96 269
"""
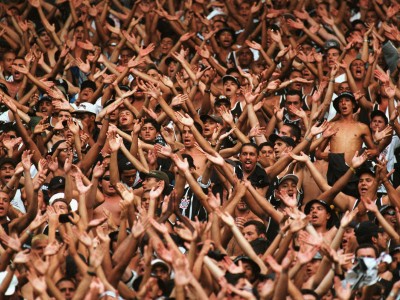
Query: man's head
276 174 299 202
333 92 358 115
350 59 366 80
142 170 169 193
36 96 54 117
355 221 384 246
357 168 377 197
201 115 223 138
269 134 295 159
0 158 16 185
11 57 26 82
1 50 15 75
237 46 254 68
288 70 303 91
355 243 378 259
0 191 10 218
216 27 235 49
56 278 76 300
79 80 96 103
239 143 259 174
279 123 301 143
31 234 49 257
181 123 202 149
285 90 303 118
325 46 340 68
222 74 240 97
99 170 117 196
151 259 171 282
380 205 397 229
258 142 275 160
304 199 332 229
159 34 175 55
118 108 135 130
370 110 388 133
141 119 160 143
242 220 266 242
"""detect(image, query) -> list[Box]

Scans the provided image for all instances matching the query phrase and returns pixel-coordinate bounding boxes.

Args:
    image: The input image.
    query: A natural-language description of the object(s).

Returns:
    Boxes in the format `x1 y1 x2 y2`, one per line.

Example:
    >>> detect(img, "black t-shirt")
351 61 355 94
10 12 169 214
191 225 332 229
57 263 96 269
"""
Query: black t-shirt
234 161 269 189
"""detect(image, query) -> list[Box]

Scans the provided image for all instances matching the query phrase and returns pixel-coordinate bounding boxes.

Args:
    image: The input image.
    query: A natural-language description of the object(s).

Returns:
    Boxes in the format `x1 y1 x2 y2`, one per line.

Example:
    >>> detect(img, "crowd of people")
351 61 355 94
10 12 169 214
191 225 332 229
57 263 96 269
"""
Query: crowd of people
0 0 400 299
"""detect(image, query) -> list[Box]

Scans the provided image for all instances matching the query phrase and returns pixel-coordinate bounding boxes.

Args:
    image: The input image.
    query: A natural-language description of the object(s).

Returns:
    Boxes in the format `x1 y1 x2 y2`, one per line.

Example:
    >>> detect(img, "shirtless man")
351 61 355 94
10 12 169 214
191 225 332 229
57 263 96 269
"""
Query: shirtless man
93 170 122 225
320 92 378 197
6 57 27 99
181 124 207 175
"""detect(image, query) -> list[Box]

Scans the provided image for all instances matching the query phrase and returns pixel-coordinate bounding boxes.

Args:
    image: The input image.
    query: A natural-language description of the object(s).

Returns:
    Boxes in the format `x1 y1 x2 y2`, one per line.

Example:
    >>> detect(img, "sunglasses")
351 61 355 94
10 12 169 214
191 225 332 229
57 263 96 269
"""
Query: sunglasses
102 176 111 181
384 210 396 216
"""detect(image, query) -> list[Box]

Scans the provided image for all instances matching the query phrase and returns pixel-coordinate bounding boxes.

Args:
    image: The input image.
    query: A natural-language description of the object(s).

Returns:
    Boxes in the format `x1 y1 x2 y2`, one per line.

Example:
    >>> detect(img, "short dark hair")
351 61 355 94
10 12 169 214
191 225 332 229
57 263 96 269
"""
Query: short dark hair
258 141 274 151
286 89 303 101
301 289 320 300
240 142 259 154
355 243 378 258
283 123 301 142
143 118 161 132
56 277 77 288
244 220 266 235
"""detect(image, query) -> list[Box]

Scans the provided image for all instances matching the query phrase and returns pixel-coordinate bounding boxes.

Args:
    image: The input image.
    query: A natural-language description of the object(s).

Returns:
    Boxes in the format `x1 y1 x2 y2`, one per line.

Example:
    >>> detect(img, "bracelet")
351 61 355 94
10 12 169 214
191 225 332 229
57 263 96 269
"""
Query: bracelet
193 82 199 86
349 166 356 174
204 89 211 93
87 270 96 276
329 79 334 83
305 136 312 143
104 116 110 121
5 183 14 191
172 148 180 153
389 291 397 297
389 121 395 126
373 140 379 145
26 230 33 237
289 79 293 84
364 39 368 42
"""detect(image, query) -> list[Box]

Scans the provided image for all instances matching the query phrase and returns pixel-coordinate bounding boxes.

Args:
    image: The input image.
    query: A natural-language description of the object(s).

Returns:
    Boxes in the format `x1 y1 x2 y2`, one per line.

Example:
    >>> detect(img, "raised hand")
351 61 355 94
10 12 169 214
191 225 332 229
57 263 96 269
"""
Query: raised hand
289 151 310 163
350 151 368 168
373 125 392 143
175 111 194 127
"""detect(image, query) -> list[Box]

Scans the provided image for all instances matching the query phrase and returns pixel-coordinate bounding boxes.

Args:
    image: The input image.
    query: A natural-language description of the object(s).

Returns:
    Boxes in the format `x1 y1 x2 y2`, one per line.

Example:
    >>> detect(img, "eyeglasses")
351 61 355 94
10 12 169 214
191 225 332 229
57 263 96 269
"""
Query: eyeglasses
102 176 111 181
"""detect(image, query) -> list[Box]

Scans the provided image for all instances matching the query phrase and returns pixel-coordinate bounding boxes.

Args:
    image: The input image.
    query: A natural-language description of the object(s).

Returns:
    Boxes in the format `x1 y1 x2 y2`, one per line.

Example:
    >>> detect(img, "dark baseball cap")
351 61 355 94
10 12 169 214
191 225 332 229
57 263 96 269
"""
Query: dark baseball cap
222 75 240 87
80 80 97 91
355 221 384 238
277 174 299 186
269 134 295 148
200 114 223 124
214 95 231 107
304 199 332 215
146 170 170 186
324 39 341 50
48 176 66 190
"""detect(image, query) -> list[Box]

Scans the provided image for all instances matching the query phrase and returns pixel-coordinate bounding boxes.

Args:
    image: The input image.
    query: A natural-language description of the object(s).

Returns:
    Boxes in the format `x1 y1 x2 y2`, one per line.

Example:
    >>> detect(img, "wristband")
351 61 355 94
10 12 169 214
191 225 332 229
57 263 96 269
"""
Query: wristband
172 148 180 153
364 39 368 42
87 270 96 276
26 230 33 237
305 136 312 143
349 166 356 174
5 183 14 191
204 89 211 93
373 140 379 145
104 116 110 121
